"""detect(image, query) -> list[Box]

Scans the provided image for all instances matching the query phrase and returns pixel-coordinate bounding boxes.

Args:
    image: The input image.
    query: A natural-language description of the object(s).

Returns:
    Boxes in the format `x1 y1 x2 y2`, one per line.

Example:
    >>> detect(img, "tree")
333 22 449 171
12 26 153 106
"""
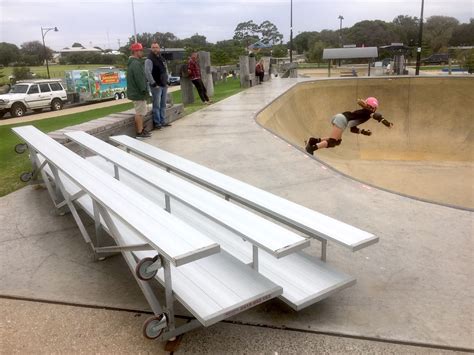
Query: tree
294 32 319 54
307 41 326 62
345 20 397 47
20 41 53 65
72 42 84 48
233 20 260 47
424 16 459 52
449 18 474 46
0 42 20 66
12 67 32 82
392 15 419 46
272 44 287 58
258 20 283 45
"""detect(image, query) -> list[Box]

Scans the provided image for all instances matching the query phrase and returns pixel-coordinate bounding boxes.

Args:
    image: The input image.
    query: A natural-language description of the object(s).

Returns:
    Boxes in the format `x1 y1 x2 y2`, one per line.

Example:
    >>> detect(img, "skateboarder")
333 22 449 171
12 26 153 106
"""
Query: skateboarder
305 97 393 155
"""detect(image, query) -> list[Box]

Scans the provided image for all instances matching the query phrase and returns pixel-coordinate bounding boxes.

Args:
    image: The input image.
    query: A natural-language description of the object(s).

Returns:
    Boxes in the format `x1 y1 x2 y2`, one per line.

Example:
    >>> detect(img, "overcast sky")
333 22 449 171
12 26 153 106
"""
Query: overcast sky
1 0 472 50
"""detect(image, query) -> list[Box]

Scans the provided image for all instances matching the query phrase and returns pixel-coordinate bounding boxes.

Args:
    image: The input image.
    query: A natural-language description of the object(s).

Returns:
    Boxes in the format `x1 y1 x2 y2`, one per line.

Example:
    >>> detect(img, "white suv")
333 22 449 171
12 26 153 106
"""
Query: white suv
0 80 68 118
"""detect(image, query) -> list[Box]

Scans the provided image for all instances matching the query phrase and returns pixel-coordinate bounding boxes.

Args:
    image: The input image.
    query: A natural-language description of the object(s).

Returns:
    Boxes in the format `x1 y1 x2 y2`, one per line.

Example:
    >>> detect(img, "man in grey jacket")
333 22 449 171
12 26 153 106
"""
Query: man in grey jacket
145 42 170 129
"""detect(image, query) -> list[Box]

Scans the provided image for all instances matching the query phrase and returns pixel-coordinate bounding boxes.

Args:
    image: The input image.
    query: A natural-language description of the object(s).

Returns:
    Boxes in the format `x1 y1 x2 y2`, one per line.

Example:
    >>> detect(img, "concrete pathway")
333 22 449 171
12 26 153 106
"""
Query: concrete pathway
0 77 472 352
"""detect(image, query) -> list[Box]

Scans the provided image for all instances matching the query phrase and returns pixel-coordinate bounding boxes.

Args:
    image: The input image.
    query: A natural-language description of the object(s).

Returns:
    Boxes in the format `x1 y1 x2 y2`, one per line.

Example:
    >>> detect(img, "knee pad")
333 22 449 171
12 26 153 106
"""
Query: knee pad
327 138 342 148
307 137 321 145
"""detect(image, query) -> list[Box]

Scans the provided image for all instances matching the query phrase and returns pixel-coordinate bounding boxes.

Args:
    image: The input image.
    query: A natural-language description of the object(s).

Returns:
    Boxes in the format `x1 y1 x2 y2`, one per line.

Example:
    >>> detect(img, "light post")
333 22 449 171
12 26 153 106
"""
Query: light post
338 15 344 47
290 0 293 63
131 0 138 43
41 26 58 79
415 0 425 75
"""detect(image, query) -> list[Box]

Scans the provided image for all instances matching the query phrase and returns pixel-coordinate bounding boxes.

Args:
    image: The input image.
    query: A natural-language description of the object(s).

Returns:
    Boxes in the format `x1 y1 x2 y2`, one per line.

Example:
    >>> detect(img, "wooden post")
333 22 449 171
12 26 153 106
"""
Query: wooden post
179 64 194 105
249 56 256 85
239 56 250 88
198 51 214 97
262 56 271 81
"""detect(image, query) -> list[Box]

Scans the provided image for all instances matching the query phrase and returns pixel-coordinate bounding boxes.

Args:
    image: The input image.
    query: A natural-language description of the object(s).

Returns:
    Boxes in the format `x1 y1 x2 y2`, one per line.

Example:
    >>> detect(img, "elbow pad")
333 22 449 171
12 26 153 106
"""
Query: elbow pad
373 112 383 122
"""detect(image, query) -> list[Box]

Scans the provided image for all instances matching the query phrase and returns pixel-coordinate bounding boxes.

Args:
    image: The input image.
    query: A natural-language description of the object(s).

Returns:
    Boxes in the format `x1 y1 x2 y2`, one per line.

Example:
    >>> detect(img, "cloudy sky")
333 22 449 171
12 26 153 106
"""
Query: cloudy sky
1 0 472 50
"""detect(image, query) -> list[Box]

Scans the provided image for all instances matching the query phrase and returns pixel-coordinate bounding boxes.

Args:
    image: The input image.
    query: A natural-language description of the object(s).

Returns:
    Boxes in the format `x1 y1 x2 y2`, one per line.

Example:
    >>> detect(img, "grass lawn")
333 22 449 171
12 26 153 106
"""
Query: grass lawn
0 78 243 197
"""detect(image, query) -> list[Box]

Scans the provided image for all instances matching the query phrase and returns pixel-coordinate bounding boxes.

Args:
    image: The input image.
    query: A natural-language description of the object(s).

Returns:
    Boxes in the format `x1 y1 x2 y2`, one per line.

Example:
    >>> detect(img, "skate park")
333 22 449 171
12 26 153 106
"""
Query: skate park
1 74 473 353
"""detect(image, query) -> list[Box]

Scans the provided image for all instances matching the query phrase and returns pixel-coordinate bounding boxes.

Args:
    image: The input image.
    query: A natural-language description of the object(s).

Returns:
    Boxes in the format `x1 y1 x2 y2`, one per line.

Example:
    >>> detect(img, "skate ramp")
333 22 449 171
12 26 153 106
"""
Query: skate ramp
257 77 474 209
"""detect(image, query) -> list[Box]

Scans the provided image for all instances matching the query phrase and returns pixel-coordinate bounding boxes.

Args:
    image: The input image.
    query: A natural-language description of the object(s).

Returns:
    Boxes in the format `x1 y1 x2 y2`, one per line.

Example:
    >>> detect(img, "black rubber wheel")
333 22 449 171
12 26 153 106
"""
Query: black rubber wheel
51 99 63 111
10 103 26 117
120 92 126 99
135 255 159 281
14 143 27 154
143 314 167 339
0 110 6 118
20 172 32 182
33 108 43 113
114 93 120 100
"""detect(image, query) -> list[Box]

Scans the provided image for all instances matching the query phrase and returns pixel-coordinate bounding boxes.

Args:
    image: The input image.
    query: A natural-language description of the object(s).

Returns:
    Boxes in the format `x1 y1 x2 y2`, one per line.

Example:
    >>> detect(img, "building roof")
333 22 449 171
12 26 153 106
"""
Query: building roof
323 47 378 60
59 47 102 53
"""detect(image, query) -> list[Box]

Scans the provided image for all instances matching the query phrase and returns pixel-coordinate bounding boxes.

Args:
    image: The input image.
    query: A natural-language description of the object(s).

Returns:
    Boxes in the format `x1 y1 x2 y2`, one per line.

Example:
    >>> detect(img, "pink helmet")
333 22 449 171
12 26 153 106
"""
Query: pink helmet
365 97 379 110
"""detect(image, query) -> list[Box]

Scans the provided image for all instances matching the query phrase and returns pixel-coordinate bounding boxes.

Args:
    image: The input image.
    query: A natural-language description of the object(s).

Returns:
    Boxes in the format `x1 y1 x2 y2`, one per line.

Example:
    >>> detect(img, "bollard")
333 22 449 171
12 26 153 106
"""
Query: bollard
239 56 250 88
179 64 195 105
198 51 214 97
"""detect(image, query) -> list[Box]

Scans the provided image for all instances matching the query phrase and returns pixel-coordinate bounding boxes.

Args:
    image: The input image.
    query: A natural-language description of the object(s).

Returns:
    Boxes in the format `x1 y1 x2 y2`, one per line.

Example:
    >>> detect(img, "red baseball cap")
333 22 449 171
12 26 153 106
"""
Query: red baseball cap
130 42 143 51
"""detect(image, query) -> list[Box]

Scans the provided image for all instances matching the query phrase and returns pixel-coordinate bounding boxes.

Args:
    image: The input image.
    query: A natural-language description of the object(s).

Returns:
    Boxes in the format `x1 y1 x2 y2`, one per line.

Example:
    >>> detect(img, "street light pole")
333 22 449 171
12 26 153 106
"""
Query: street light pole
41 26 58 79
131 0 138 43
415 0 425 75
338 15 344 47
290 0 293 63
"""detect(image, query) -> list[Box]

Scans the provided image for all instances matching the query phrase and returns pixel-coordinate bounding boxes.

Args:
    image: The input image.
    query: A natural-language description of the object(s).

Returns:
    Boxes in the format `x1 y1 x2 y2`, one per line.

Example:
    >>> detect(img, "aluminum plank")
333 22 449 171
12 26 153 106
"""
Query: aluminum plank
110 135 378 250
66 131 309 257
13 126 220 266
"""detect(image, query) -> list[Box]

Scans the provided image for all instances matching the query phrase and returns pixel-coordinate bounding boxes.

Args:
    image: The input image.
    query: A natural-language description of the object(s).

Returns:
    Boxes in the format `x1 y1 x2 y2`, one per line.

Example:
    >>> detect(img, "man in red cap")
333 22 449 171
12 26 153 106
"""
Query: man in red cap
127 42 150 138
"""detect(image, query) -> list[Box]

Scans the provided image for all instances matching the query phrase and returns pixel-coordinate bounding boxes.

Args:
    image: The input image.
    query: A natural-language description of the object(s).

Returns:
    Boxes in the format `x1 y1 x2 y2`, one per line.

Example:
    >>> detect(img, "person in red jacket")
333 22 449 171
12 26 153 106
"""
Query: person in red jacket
305 97 394 154
255 59 265 84
187 52 211 104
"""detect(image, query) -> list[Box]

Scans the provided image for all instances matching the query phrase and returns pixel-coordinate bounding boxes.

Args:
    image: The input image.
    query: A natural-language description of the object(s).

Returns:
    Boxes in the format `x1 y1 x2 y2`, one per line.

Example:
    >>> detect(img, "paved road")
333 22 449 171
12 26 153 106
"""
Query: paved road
0 86 180 127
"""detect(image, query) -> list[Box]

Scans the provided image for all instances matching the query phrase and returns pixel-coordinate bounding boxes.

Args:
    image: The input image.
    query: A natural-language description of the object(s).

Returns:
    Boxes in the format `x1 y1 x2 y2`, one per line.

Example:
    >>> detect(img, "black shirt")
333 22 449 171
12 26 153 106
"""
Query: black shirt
342 108 373 128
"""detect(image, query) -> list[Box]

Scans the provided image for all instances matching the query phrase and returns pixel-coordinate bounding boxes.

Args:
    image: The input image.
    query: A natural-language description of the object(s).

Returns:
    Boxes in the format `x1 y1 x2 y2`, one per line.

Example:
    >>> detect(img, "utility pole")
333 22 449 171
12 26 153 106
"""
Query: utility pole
415 0 425 75
338 15 344 47
290 0 293 63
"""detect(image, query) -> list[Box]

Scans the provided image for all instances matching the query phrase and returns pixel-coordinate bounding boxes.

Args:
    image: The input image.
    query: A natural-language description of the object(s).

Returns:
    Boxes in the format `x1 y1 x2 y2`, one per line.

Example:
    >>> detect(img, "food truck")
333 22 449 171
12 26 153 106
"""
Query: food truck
65 67 127 103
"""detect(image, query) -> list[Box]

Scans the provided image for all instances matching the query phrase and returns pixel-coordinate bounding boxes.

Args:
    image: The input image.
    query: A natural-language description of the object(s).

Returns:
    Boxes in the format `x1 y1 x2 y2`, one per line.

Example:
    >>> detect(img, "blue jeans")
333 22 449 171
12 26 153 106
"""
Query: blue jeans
151 86 167 126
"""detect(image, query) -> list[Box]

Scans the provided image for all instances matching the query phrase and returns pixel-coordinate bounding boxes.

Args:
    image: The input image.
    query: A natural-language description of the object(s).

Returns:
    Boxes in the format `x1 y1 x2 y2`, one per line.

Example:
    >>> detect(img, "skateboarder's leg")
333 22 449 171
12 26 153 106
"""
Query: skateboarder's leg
316 125 343 150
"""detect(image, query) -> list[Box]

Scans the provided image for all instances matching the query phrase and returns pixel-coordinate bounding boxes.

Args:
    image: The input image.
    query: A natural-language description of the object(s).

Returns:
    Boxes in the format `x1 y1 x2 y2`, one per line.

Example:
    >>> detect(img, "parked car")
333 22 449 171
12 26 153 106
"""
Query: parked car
167 74 180 86
0 79 67 118
421 53 449 65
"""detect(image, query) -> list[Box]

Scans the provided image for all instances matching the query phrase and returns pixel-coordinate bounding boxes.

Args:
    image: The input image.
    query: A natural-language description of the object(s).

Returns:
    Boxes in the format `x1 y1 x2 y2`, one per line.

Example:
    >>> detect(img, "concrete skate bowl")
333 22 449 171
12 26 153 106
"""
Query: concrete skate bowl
257 76 474 209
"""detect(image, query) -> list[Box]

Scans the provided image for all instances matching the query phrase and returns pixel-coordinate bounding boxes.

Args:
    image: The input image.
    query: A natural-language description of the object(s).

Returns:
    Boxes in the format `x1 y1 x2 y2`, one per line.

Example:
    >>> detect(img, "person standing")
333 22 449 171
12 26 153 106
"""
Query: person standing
127 42 150 138
187 52 211 105
255 59 265 84
145 42 171 129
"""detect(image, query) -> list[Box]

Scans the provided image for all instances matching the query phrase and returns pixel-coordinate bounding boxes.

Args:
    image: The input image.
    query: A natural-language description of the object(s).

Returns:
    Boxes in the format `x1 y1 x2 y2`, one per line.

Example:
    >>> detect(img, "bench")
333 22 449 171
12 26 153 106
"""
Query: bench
109 135 379 259
12 126 282 340
66 131 355 310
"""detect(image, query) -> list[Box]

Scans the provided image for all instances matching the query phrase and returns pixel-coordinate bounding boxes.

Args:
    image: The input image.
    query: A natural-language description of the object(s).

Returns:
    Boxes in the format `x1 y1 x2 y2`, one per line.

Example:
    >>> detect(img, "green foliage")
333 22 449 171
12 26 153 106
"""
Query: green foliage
424 16 460 52
306 41 325 62
12 67 32 82
61 52 120 65
20 41 53 65
449 19 474 46
0 42 20 66
272 44 287 58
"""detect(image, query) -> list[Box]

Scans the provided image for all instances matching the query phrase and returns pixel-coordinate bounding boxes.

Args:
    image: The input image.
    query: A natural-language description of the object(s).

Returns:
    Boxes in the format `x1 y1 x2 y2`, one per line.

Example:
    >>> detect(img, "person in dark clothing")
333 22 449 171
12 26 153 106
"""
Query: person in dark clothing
255 59 265 84
127 42 150 138
187 52 211 104
305 97 394 154
145 42 170 129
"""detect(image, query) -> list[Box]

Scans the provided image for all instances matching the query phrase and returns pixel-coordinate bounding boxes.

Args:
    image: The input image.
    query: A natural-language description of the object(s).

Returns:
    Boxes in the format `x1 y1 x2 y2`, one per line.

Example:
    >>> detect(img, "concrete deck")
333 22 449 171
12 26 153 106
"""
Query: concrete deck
1 77 472 352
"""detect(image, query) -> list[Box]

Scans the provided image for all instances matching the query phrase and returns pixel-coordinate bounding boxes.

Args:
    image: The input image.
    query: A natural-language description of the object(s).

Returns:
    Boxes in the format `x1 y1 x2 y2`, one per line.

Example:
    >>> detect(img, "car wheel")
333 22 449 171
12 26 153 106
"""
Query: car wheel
120 92 126 99
114 93 120 100
10 103 26 117
33 108 43 113
0 110 6 118
51 99 63 111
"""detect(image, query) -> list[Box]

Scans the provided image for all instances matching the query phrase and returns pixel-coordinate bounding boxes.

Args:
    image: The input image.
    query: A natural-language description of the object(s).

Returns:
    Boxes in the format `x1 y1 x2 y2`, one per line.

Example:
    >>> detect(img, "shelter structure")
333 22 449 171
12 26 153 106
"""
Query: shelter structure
322 47 378 77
